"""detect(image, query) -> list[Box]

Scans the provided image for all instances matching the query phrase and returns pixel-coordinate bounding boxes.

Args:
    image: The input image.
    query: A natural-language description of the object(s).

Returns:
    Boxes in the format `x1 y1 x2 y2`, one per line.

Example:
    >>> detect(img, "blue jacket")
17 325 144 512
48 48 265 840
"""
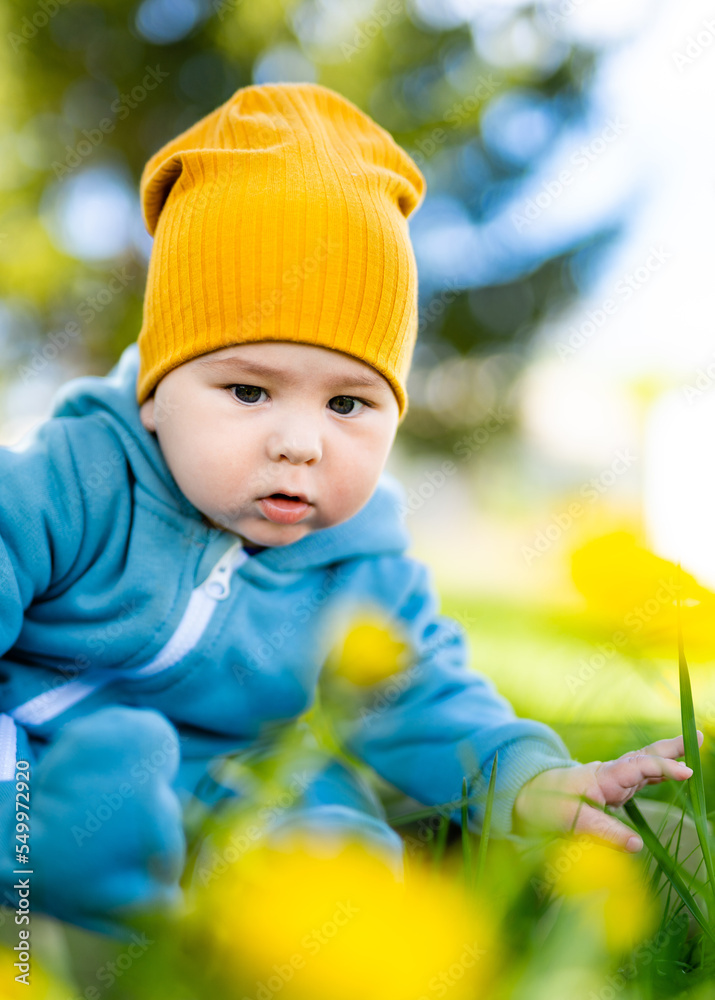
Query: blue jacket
0 342 575 934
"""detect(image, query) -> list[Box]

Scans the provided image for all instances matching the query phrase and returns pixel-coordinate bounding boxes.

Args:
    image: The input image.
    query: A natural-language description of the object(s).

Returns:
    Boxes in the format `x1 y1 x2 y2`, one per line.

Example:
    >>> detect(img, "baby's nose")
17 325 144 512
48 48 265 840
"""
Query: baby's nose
279 439 321 463
267 424 322 464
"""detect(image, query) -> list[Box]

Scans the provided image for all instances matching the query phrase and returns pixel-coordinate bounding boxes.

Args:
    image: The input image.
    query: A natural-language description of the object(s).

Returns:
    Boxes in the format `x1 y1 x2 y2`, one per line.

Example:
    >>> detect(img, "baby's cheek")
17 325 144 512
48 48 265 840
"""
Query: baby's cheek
328 468 359 502
329 480 372 524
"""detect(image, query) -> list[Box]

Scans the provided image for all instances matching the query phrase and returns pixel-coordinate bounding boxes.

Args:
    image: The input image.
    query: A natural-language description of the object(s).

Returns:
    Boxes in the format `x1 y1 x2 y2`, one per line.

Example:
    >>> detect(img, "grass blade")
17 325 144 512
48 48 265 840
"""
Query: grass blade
474 751 498 890
676 577 715 894
462 776 473 884
432 811 450 868
390 791 483 827
624 799 714 941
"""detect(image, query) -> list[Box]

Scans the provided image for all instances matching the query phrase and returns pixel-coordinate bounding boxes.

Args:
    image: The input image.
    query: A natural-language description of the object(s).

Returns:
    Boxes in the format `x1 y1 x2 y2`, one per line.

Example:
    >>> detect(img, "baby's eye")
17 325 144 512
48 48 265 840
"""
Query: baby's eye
328 396 365 416
229 385 267 405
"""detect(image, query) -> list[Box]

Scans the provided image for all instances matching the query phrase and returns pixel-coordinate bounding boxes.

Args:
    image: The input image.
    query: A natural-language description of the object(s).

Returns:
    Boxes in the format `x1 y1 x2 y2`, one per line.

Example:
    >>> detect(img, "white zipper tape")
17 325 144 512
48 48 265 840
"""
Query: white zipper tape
9 675 114 727
0 713 18 781
7 540 249 727
129 588 226 678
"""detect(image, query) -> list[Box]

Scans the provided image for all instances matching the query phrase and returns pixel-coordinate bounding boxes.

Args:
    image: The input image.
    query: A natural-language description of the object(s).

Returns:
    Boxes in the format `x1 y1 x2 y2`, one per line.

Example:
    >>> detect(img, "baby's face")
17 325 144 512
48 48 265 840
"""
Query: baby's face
139 341 400 546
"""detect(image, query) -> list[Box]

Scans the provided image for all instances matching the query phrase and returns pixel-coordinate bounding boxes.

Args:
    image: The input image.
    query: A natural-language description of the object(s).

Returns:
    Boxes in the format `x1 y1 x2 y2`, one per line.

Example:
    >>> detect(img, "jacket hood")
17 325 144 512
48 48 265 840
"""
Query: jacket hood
48 342 412 570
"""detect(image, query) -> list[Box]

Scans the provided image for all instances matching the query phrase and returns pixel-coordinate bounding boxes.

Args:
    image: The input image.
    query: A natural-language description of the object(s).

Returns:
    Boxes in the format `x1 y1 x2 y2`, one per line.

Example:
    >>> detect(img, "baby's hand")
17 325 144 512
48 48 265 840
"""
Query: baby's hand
514 733 703 852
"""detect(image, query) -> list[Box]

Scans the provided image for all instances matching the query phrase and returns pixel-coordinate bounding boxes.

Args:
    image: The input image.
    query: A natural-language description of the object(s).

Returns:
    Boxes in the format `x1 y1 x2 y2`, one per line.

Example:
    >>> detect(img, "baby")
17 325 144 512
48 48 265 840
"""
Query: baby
0 82 695 939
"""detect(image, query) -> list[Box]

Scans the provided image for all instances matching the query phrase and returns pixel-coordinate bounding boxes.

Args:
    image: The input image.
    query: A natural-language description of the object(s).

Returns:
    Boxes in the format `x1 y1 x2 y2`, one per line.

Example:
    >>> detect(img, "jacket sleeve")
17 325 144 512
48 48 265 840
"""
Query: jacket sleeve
335 558 579 837
0 416 96 658
0 707 185 937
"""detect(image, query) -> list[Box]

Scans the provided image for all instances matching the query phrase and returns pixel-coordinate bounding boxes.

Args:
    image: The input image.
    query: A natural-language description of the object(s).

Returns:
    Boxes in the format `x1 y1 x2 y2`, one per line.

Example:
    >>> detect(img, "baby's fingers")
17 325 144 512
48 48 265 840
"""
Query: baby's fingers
637 732 704 761
574 805 643 853
597 754 693 801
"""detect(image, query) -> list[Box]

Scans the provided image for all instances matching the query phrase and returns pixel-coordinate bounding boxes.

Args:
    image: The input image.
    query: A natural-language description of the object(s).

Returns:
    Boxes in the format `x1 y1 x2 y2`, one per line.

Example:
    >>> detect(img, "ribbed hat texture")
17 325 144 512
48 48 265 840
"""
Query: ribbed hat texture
136 81 427 417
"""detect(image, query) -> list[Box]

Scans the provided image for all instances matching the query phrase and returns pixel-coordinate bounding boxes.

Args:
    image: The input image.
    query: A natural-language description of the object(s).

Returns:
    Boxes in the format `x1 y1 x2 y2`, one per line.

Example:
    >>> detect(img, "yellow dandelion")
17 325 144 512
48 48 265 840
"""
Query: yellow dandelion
571 531 715 660
203 831 494 1000
549 836 656 951
0 945 67 999
325 606 412 687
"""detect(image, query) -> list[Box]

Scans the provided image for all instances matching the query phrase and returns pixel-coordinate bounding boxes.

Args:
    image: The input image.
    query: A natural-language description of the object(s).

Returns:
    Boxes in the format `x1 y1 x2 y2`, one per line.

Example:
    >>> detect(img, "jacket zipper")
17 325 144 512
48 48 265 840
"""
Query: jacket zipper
9 540 248 727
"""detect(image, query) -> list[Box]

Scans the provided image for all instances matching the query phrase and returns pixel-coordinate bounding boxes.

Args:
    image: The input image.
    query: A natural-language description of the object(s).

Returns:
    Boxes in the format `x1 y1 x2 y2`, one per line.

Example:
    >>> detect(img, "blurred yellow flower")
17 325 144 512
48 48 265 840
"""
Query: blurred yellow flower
549 837 656 951
571 531 715 660
325 606 412 687
204 832 494 1000
0 945 66 999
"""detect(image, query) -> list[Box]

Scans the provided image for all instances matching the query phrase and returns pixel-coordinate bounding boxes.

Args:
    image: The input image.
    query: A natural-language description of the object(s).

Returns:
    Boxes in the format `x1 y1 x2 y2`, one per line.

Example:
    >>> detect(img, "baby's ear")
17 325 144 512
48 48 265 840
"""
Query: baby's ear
139 395 157 433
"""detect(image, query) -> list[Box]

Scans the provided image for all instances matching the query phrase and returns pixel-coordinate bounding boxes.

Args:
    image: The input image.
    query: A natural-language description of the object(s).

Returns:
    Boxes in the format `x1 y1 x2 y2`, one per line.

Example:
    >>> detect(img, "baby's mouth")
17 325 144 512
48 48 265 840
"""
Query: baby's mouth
258 493 312 525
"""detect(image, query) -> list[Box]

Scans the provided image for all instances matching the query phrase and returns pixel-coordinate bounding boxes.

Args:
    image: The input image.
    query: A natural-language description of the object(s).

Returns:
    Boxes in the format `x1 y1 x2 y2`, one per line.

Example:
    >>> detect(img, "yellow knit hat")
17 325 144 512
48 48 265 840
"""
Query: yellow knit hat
136 81 426 418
